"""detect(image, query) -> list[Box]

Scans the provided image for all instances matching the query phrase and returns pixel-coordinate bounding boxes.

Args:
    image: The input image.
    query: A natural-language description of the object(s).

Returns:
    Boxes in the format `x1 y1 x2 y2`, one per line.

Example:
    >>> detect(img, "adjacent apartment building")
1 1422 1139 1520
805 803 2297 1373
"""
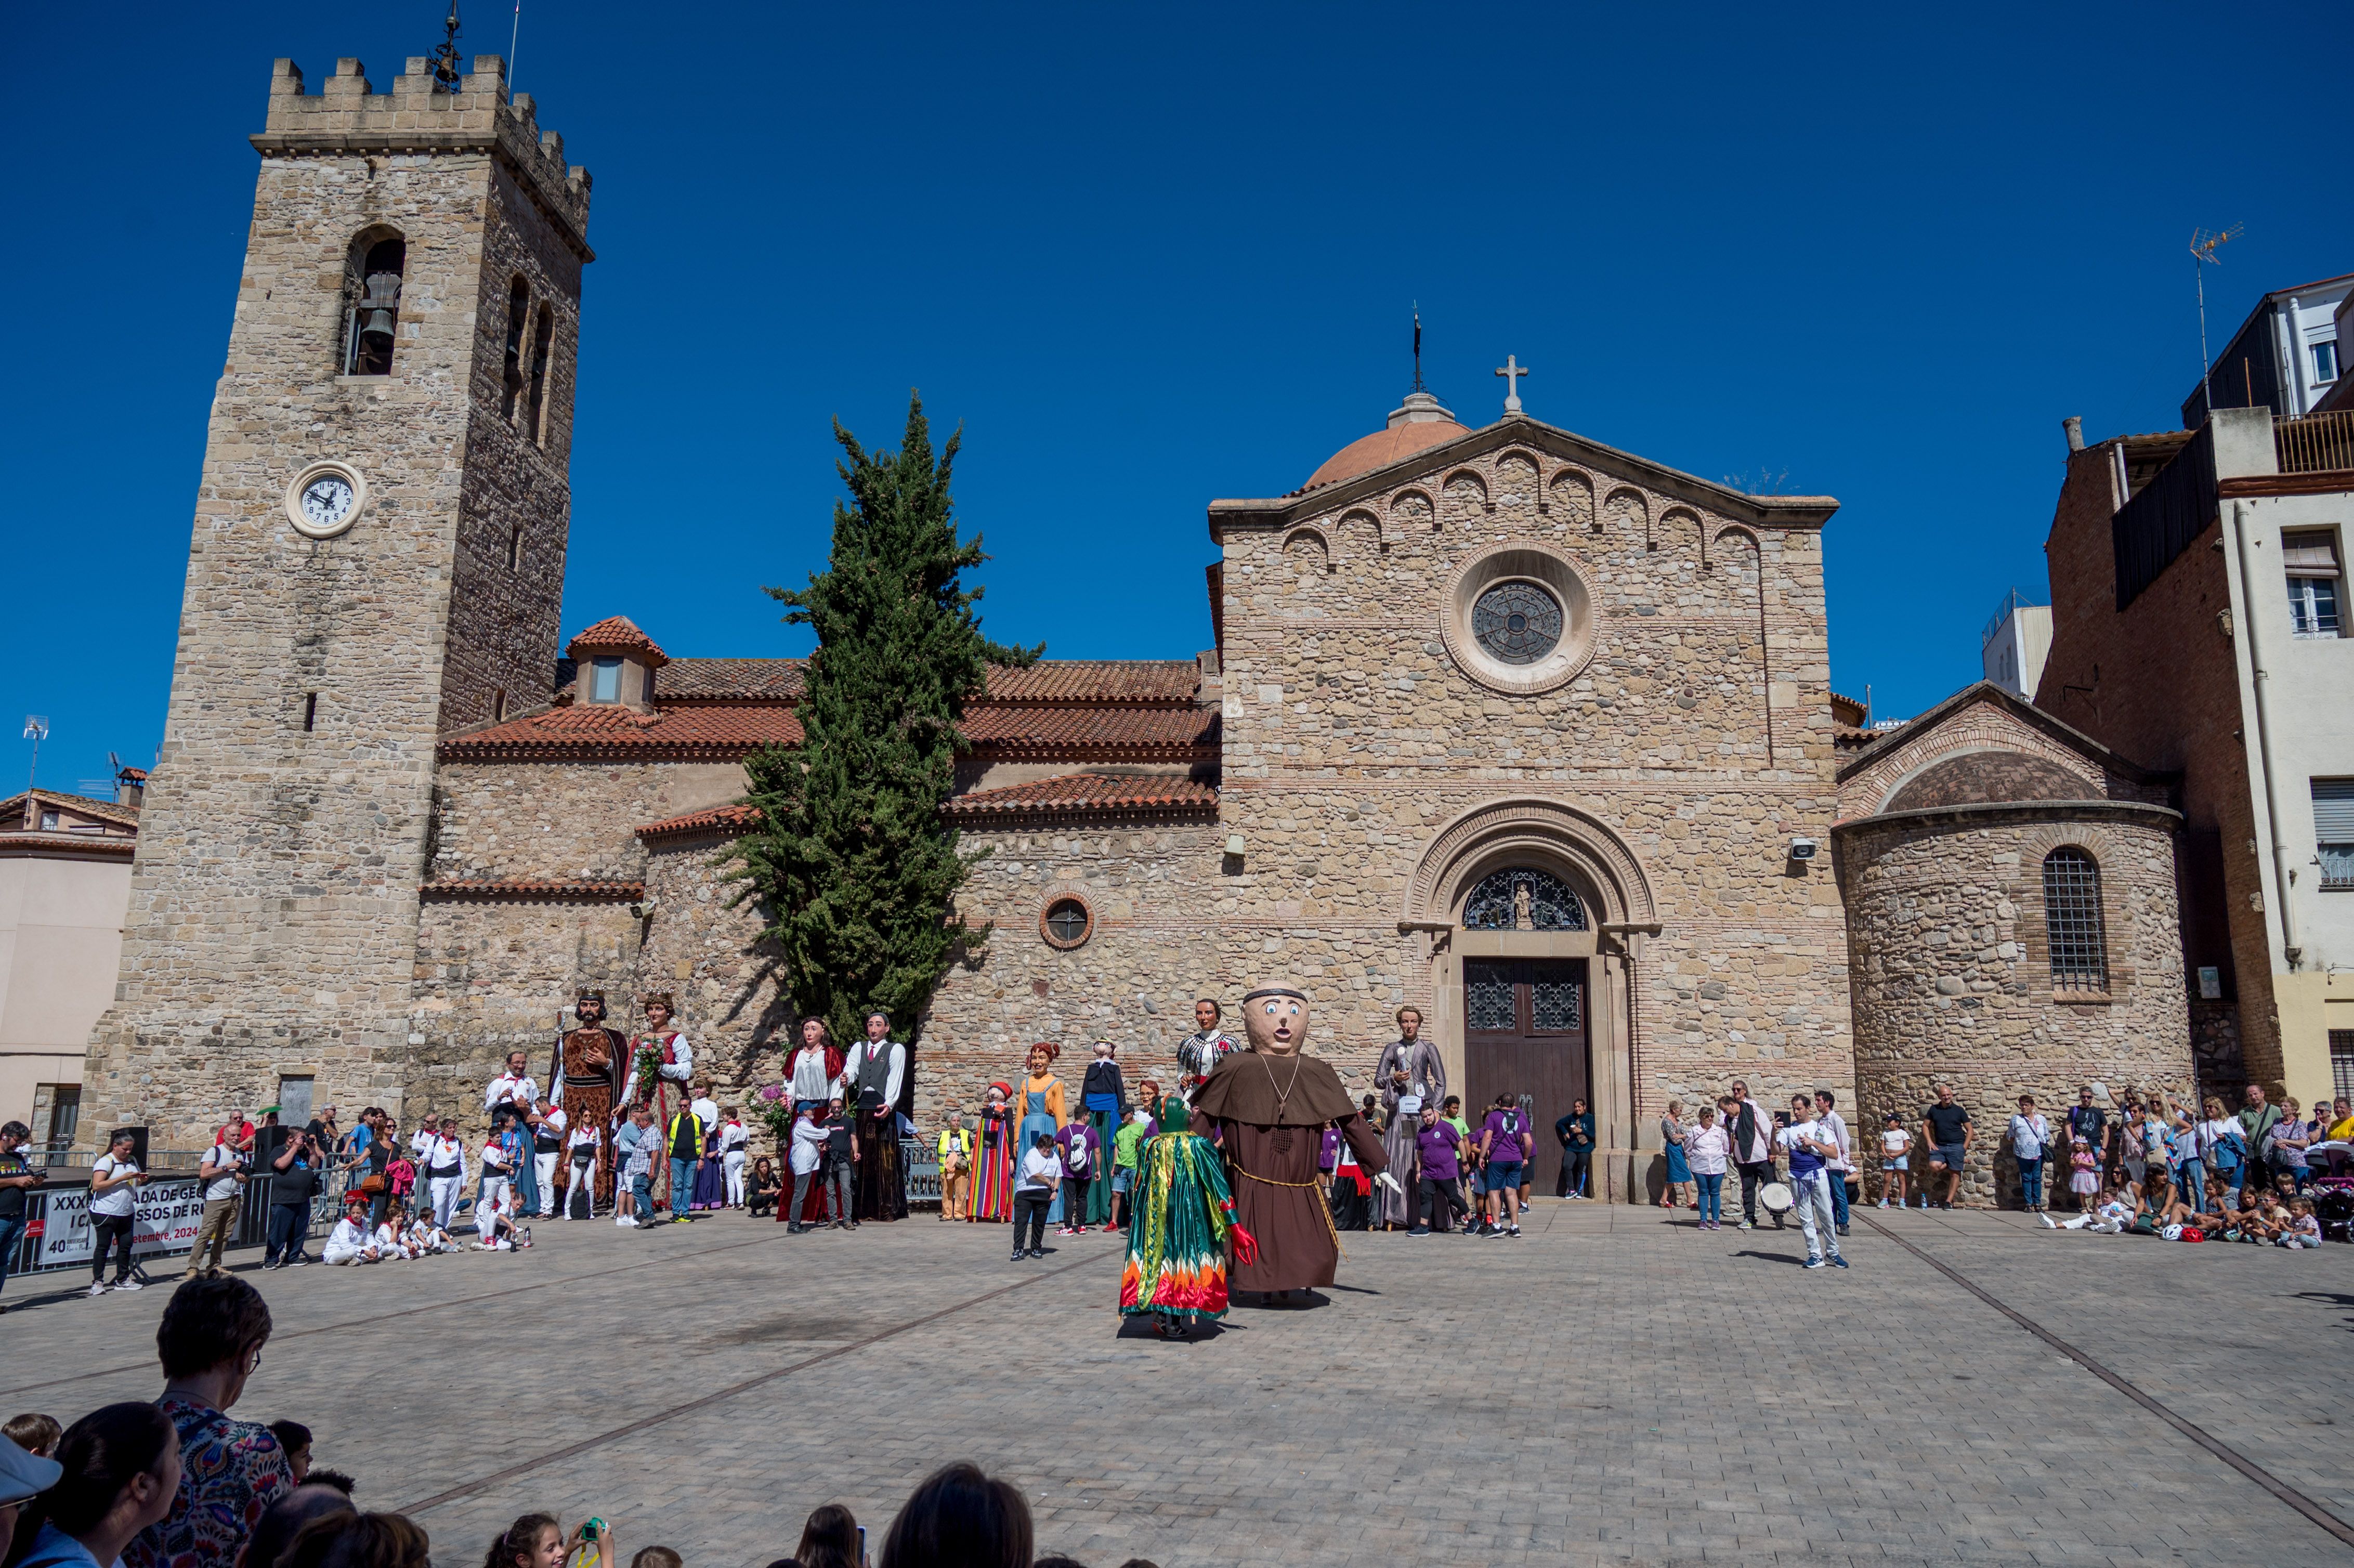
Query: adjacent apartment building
2039 386 2354 1102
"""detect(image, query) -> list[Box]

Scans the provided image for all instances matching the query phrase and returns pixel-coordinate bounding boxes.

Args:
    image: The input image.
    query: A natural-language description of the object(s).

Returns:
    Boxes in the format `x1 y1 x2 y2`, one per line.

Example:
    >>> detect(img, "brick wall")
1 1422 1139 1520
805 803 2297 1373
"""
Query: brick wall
2037 439 2272 1080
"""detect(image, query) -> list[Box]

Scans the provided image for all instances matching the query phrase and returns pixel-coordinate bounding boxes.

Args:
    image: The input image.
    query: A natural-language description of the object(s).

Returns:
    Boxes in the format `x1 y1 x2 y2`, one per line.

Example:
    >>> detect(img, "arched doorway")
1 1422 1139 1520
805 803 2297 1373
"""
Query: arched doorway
1460 867 1590 1195
1400 798 1657 1202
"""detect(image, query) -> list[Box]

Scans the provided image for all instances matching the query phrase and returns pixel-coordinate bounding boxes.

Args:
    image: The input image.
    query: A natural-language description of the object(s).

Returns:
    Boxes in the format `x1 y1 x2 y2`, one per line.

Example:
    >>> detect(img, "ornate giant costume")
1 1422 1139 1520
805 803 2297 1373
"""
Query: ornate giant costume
622 992 694 1209
1016 1045 1068 1224
1188 985 1387 1297
552 989 626 1211
1372 1029 1445 1227
1120 1123 1251 1335
848 1028 908 1221
1176 1023 1240 1100
974 1081 1017 1222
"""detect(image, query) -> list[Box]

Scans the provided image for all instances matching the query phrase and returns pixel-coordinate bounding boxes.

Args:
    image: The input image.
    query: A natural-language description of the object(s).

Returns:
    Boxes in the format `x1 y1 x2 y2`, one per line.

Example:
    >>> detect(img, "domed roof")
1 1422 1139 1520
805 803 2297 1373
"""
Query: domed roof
1885 751 2094 812
1303 391 1470 491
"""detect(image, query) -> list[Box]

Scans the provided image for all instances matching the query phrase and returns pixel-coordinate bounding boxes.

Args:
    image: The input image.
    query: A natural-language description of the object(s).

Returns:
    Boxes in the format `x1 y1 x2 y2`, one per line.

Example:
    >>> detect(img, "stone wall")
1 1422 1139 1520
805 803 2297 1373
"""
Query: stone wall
427 760 743 884
84 55 593 1147
1836 803 2195 1206
924 814 1223 1125
1210 429 1853 1190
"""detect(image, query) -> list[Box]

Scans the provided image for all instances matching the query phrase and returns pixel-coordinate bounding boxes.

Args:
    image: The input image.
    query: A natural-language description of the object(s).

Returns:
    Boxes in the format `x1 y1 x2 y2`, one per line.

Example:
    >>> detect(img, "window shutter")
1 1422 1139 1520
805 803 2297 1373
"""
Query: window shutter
2314 779 2354 841
2282 531 2343 578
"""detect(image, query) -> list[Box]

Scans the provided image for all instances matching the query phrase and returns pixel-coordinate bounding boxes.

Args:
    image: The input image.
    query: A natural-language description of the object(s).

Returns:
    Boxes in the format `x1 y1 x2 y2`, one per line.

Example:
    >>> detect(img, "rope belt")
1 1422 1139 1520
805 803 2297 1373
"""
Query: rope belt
1229 1160 1348 1262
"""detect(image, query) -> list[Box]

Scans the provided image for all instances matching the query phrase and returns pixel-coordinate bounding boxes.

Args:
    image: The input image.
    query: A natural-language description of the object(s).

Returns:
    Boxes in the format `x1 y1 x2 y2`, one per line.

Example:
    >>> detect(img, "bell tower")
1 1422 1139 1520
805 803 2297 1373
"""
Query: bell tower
82 50 593 1143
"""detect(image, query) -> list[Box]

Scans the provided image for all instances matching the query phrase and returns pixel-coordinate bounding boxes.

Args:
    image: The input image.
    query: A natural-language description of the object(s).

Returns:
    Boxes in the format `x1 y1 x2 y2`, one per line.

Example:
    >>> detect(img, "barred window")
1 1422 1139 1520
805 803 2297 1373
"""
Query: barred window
2042 847 2108 992
2333 1030 2354 1107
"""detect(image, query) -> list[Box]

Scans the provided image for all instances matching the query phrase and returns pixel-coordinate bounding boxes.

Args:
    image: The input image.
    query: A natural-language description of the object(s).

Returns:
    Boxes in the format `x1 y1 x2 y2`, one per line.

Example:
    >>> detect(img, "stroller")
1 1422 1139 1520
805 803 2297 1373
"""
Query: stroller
2305 1141 2354 1240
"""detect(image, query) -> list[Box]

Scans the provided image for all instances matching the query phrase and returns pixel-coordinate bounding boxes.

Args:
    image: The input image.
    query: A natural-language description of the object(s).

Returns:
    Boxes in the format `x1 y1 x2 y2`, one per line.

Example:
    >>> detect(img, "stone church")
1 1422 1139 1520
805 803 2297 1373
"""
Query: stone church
82 53 2202 1204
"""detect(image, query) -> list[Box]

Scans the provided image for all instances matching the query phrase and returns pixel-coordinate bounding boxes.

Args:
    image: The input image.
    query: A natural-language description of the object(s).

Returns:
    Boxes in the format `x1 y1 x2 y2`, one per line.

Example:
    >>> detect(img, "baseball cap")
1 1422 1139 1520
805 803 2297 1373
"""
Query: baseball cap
0 1436 61 1508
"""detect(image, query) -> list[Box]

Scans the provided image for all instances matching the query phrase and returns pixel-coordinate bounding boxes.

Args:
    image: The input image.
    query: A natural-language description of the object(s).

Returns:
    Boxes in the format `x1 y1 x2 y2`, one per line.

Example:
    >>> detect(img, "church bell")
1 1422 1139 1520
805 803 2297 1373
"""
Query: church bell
358 271 403 344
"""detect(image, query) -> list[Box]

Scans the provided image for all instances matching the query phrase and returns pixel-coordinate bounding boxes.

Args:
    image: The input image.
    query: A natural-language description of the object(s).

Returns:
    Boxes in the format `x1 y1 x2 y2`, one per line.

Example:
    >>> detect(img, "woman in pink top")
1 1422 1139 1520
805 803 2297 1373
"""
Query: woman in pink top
1683 1105 1731 1230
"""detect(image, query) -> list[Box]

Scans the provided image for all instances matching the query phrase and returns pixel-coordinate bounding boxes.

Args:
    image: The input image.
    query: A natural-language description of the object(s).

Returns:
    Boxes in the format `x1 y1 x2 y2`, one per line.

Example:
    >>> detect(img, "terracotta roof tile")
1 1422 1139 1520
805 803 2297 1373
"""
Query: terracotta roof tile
946 773 1218 821
979 661 1199 704
440 704 804 762
657 659 807 700
566 616 670 667
419 879 645 903
636 803 763 843
959 705 1218 758
0 789 141 830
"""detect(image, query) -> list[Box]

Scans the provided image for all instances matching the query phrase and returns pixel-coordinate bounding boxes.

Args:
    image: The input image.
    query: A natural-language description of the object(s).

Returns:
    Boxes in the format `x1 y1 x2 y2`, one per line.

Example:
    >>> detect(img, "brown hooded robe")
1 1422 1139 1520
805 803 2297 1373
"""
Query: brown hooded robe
1188 1049 1388 1292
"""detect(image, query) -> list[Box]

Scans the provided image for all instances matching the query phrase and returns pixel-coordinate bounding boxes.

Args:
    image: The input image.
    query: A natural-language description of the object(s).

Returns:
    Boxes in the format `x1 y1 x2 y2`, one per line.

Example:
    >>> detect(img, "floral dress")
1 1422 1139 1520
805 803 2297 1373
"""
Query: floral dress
125 1394 294 1568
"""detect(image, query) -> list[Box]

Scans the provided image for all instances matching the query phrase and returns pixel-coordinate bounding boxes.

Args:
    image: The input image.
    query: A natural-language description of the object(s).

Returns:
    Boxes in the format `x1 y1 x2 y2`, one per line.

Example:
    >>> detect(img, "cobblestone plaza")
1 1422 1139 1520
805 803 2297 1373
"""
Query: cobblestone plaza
6 1203 2352 1566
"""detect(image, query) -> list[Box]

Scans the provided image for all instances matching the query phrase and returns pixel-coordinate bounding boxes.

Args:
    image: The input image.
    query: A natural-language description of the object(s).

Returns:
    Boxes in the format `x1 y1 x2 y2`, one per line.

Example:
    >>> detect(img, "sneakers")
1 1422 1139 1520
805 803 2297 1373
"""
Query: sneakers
1875 1198 1889 1209
86 1281 109 1297
113 1277 143 1292
1737 1220 1754 1232
286 1255 311 1268
261 1256 281 1270
2037 1212 2058 1229
1507 1225 1522 1238
1804 1257 1826 1269
1829 1256 1849 1269
1026 1247 1045 1258
616 1215 636 1228
1408 1226 1430 1236
1010 1248 1025 1262
1836 1223 1850 1236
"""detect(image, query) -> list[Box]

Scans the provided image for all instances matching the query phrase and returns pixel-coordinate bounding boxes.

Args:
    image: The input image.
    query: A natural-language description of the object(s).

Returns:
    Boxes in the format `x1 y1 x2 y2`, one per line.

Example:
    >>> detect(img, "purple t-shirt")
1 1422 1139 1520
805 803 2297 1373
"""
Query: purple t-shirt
1481 1110 1529 1165
1415 1122 1462 1182
1056 1120 1097 1179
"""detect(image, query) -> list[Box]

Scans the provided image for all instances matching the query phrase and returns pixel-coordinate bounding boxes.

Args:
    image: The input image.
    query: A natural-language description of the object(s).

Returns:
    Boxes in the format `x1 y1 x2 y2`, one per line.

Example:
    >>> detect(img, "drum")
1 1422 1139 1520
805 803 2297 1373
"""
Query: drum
1760 1181 1794 1214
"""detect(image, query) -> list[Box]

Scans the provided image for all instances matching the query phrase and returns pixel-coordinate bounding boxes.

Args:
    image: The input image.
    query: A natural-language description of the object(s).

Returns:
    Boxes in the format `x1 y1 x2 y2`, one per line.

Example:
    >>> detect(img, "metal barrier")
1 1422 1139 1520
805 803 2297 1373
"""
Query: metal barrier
903 1138 940 1207
6 1168 360 1279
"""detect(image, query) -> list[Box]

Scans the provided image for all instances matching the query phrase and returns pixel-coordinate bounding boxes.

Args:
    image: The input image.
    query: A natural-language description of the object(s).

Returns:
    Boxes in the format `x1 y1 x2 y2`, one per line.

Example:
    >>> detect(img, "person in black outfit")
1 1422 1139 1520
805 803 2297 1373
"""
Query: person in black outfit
1555 1101 1597 1198
265 1127 321 1267
822 1097 857 1229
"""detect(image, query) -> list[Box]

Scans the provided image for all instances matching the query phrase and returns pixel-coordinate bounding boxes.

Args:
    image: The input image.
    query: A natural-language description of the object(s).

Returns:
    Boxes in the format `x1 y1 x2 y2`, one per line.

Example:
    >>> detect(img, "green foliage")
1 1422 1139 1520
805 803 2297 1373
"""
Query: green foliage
729 394 1039 1053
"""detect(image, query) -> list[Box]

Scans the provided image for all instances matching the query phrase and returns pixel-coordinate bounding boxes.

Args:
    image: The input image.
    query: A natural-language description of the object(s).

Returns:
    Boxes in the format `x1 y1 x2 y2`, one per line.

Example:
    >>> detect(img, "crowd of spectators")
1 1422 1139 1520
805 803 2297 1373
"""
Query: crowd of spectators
0 1274 1173 1568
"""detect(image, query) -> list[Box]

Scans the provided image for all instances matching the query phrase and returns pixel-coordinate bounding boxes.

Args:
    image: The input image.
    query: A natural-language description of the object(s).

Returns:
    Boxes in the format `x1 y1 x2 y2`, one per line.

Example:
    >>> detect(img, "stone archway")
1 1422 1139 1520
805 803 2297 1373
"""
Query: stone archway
1402 799 1657 1200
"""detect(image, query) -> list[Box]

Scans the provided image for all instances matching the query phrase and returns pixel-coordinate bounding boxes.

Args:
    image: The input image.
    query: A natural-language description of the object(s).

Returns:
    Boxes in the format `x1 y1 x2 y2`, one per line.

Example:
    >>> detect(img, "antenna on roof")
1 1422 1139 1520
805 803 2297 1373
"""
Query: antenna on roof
2189 224 2243 422
1411 304 1425 393
429 0 465 92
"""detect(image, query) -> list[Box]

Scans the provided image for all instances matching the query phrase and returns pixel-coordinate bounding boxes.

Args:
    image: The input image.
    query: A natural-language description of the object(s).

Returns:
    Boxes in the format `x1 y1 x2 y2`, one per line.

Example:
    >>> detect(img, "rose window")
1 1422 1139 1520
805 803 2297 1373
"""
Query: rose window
1470 582 1562 665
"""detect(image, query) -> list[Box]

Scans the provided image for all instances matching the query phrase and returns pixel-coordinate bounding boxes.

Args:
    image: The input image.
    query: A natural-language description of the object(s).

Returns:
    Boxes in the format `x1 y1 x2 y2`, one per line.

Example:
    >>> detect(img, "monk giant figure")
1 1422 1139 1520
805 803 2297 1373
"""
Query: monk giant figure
1188 984 1388 1301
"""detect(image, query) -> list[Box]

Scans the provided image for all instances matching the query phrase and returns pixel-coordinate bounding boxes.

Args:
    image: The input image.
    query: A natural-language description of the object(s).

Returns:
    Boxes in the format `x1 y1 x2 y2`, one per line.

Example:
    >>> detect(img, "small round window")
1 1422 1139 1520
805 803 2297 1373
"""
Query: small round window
1471 581 1562 665
1041 897 1092 949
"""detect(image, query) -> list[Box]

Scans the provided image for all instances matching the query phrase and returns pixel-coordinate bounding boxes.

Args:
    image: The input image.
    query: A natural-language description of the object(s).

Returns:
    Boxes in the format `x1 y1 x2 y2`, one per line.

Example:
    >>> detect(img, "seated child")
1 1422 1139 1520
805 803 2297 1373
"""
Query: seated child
407 1209 454 1255
2281 1199 2324 1249
749 1156 781 1218
2051 1185 2134 1232
470 1188 525 1251
323 1198 380 1265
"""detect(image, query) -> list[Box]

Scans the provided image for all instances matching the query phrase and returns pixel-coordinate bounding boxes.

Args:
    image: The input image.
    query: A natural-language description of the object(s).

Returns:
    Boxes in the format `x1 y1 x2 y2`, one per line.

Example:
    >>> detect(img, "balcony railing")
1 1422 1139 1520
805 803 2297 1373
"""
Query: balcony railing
2277 411 2354 475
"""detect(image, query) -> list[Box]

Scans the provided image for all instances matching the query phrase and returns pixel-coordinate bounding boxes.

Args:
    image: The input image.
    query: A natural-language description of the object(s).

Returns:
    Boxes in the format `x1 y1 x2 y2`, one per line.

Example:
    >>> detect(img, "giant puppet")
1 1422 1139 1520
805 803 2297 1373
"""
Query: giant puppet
1187 984 1388 1302
552 988 627 1214
622 991 695 1211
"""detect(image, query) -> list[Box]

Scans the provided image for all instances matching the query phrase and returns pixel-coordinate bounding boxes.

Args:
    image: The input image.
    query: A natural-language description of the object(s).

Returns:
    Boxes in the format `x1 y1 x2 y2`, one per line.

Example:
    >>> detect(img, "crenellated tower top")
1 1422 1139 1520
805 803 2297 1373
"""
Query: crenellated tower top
253 55 592 258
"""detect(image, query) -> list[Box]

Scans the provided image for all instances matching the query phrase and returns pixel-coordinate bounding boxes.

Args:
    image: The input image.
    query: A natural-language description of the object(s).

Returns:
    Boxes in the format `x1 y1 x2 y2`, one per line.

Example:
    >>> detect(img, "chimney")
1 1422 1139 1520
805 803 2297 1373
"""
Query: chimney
116 767 147 809
2062 415 2084 453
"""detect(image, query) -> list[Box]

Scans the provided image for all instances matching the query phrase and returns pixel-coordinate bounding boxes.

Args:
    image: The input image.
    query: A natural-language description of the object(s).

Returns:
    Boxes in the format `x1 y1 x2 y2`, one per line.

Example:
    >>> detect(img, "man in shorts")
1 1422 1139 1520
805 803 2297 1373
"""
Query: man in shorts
1920 1084 1972 1209
1477 1093 1533 1237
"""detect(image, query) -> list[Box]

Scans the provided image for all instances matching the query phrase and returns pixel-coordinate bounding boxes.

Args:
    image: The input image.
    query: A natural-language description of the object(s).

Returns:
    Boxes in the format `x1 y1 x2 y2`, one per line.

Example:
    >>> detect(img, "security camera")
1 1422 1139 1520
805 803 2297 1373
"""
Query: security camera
1787 838 1818 862
627 899 659 919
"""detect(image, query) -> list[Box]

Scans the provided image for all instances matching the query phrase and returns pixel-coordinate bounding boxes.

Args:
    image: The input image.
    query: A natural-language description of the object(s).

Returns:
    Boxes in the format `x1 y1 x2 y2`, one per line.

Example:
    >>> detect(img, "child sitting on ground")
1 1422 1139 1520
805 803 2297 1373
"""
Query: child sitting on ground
2049 1185 2134 1232
2282 1199 2324 1249
407 1206 454 1255
323 1197 380 1264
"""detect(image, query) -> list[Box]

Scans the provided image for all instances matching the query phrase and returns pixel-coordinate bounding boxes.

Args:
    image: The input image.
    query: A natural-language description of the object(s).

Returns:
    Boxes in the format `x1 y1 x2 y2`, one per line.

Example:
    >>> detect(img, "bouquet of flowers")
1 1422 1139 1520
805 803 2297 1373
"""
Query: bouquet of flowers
753 1082 794 1145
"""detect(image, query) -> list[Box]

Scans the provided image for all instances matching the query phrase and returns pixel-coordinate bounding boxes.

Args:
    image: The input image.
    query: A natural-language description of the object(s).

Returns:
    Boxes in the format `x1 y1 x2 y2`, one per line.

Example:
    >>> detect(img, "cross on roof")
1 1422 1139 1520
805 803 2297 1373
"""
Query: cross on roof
1495 354 1531 415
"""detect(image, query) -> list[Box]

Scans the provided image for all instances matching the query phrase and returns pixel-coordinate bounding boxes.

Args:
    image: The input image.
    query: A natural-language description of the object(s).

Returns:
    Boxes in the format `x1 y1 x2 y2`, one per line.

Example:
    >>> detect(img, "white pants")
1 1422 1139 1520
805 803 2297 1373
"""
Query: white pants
1793 1169 1840 1259
323 1242 372 1265
724 1149 748 1206
478 1177 510 1238
534 1152 559 1213
562 1157 597 1217
428 1175 463 1230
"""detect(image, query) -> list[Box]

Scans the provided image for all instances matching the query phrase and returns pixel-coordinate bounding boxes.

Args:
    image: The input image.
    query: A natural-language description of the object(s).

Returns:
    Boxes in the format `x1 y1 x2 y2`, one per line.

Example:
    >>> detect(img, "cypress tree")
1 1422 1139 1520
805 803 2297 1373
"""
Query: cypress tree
729 394 1038 1055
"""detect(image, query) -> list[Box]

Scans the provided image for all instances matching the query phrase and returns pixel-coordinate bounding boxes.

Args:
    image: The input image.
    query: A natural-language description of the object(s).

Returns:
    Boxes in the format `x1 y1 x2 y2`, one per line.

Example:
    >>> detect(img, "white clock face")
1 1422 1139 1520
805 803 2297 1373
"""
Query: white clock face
300 474 356 529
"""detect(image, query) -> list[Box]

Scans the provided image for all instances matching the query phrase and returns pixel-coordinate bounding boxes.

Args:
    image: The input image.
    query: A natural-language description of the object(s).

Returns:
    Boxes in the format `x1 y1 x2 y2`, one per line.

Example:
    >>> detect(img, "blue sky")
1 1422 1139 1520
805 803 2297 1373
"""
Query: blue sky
4 1 2349 794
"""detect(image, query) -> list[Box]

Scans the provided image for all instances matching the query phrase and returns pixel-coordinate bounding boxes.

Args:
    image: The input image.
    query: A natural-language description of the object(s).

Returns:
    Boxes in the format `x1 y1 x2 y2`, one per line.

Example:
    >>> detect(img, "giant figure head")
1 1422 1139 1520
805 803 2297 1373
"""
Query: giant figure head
1241 986 1311 1057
